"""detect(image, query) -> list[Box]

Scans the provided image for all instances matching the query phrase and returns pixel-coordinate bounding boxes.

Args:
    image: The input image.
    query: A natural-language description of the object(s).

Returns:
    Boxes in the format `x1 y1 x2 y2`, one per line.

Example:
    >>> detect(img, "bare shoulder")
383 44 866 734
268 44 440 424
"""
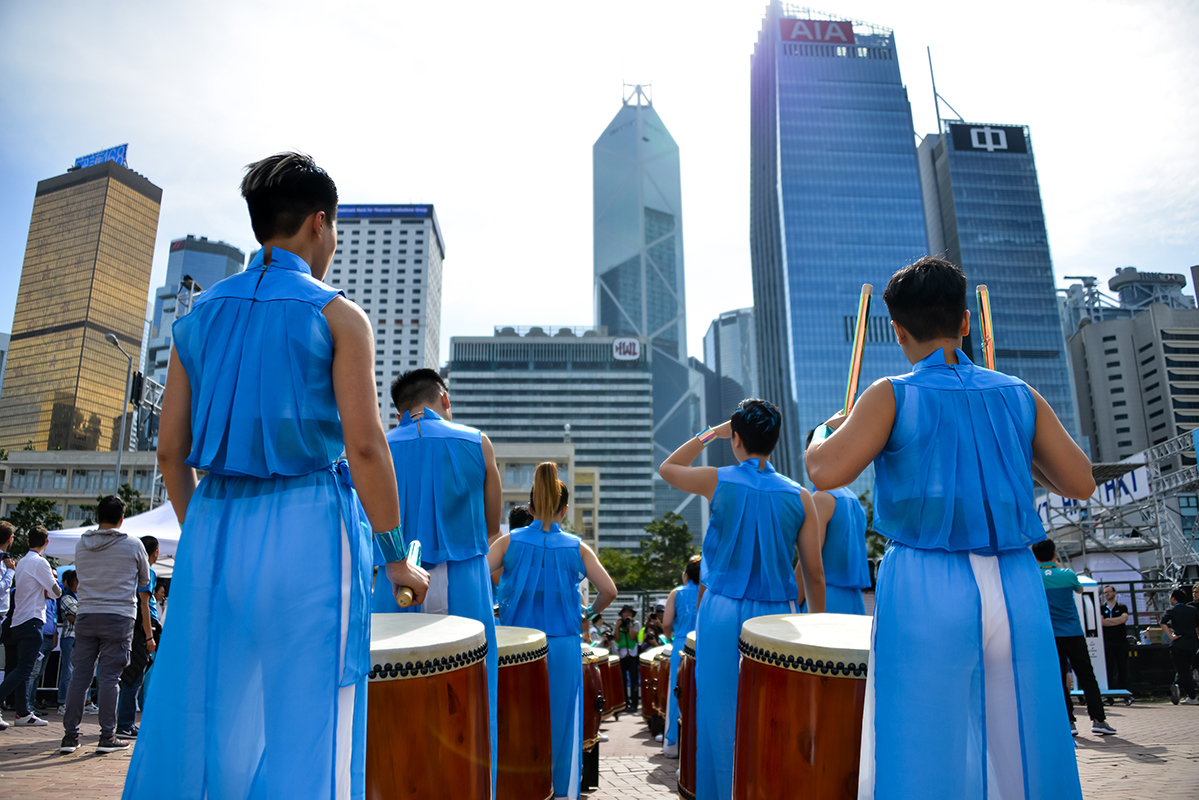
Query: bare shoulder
322 295 370 338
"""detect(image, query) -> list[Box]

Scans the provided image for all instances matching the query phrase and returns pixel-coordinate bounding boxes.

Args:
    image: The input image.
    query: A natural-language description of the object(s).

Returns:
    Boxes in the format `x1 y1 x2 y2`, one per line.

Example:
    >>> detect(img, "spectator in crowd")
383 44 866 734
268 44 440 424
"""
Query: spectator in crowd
154 582 167 629
0 526 62 729
60 495 150 754
56 570 79 715
25 596 58 710
0 521 16 699
1032 538 1116 735
1101 585 1130 691
615 605 640 711
117 535 160 737
1160 587 1199 705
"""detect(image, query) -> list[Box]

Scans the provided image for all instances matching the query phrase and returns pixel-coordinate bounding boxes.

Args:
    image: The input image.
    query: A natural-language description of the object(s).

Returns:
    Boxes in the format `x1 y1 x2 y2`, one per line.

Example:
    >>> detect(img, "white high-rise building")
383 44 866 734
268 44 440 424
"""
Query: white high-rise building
326 205 445 424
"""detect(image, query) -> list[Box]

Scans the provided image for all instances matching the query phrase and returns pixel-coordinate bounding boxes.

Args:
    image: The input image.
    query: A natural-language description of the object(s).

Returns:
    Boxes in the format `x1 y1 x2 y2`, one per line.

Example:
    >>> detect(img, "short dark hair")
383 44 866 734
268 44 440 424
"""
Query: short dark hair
0 520 13 548
883 256 968 343
141 535 160 557
730 399 782 456
1031 538 1056 562
96 495 126 525
391 369 447 413
240 152 338 243
508 504 534 530
63 569 78 589
28 526 49 549
1171 588 1190 604
685 555 701 585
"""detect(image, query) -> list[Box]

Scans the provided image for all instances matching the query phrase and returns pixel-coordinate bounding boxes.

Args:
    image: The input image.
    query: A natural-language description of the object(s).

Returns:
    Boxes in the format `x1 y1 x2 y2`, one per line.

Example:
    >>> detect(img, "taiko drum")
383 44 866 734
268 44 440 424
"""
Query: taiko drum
677 632 697 800
638 646 664 722
655 644 672 721
366 613 490 800
732 614 871 800
581 644 605 751
604 653 625 718
495 626 553 800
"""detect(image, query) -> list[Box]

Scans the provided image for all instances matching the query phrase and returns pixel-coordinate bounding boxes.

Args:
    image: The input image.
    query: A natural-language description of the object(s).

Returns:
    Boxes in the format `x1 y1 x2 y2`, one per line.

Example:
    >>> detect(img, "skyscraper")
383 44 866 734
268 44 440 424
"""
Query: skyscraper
0 152 161 451
750 5 929 478
594 84 710 536
145 235 245 385
324 204 445 423
702 307 758 420
918 121 1078 437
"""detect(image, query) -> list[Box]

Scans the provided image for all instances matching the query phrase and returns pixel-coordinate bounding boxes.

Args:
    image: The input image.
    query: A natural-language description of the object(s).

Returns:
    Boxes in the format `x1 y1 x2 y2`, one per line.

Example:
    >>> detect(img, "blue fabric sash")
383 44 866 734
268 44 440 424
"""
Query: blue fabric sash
331 460 373 687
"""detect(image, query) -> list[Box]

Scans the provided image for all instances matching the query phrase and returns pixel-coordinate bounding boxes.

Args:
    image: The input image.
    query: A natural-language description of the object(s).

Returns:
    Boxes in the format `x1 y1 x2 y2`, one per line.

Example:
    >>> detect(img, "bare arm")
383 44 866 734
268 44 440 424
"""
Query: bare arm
581 543 617 614
1030 388 1095 500
324 297 429 603
486 533 510 574
805 379 896 490
797 491 832 608
796 488 826 613
662 588 678 640
157 347 199 525
658 422 727 501
481 434 502 545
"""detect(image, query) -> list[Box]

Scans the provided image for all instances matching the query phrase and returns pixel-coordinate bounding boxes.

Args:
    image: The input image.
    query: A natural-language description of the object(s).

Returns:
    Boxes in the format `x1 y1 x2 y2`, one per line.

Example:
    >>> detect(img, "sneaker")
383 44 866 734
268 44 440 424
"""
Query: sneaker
1069 720 1078 736
597 732 608 743
0 716 8 731
116 725 139 738
655 733 664 742
14 714 47 727
1091 719 1117 735
1171 683 1181 705
96 736 131 753
57 705 66 715
1182 697 1199 705
663 742 679 758
83 703 99 716
59 735 80 754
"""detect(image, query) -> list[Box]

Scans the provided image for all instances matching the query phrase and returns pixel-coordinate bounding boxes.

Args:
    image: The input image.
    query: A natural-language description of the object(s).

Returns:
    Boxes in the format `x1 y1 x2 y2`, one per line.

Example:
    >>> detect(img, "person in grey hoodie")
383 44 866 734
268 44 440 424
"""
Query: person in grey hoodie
59 495 150 754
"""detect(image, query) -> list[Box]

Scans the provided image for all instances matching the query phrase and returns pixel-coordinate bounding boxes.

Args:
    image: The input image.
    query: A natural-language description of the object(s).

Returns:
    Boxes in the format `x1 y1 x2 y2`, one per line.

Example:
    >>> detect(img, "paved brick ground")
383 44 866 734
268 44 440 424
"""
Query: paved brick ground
2 700 1197 798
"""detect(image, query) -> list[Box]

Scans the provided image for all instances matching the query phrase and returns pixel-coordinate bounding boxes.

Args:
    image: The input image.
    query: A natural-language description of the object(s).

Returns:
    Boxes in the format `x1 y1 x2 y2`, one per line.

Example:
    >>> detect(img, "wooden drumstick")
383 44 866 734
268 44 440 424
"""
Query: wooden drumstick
394 540 423 608
844 284 873 414
976 284 995 370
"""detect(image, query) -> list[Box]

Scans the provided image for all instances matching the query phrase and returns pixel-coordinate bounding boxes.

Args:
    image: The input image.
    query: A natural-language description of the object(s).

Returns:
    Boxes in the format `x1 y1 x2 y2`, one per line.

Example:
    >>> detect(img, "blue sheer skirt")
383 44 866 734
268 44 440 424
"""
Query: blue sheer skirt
546 634 582 799
123 467 371 800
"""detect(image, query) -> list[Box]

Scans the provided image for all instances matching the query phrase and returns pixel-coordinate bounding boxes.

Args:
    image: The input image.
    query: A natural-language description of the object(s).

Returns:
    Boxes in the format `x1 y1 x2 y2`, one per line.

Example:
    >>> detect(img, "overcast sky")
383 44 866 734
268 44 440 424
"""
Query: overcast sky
1 0 1195 364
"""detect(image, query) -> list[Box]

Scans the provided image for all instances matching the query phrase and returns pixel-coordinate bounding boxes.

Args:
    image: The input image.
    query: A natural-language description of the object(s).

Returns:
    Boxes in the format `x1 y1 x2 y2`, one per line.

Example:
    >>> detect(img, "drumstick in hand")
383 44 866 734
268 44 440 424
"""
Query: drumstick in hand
395 540 423 608
844 284 872 414
975 284 995 370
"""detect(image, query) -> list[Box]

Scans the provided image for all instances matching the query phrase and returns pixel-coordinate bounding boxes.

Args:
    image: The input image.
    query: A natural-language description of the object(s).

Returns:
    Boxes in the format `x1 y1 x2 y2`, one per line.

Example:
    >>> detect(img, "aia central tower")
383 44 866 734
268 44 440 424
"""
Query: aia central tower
750 4 929 478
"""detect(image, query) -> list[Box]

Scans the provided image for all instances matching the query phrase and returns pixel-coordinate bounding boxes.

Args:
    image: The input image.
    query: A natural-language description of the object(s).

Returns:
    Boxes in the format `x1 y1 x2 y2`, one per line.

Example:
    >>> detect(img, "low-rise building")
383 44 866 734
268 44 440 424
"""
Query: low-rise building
493 441 599 552
0 450 161 524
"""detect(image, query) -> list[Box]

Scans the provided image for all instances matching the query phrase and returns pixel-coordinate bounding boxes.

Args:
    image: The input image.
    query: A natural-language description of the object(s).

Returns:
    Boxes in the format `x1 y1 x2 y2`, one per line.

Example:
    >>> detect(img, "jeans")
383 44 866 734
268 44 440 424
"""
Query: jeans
25 633 55 709
57 636 75 704
63 613 134 741
117 666 145 730
0 619 44 717
620 654 640 710
1103 633 1129 690
1055 635 1106 722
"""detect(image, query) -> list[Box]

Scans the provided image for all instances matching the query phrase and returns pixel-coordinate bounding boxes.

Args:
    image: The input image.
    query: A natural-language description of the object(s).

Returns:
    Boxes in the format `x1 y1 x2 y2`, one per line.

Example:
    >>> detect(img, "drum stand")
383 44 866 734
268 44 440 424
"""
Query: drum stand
581 741 600 791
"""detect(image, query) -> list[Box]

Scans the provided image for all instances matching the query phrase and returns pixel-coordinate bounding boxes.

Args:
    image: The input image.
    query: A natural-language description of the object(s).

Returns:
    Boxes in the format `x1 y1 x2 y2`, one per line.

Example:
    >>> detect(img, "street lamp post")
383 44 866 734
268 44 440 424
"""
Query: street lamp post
106 333 134 496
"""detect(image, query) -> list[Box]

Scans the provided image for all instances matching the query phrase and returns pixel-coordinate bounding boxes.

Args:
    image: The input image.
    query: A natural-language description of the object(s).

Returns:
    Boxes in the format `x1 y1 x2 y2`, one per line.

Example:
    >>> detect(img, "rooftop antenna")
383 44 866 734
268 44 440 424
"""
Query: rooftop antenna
927 47 965 126
623 83 652 107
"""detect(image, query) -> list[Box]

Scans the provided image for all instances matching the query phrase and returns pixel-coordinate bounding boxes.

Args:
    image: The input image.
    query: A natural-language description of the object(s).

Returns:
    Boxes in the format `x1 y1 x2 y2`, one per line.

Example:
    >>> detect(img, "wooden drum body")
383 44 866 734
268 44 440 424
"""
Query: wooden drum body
732 614 871 800
677 632 697 800
655 645 672 720
606 654 626 716
590 647 615 719
581 645 605 751
639 647 659 721
496 626 553 800
367 613 491 800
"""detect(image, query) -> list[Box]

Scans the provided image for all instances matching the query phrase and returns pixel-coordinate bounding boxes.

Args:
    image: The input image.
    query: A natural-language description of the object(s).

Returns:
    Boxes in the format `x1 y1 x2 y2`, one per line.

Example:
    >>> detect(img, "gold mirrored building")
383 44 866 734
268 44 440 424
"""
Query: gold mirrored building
0 161 161 451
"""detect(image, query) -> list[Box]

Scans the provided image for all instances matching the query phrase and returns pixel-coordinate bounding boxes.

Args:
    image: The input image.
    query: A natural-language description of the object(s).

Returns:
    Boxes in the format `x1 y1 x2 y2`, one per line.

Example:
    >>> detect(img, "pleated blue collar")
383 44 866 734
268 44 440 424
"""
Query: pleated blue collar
398 407 443 426
526 520 562 534
912 347 974 372
736 457 776 474
247 246 313 275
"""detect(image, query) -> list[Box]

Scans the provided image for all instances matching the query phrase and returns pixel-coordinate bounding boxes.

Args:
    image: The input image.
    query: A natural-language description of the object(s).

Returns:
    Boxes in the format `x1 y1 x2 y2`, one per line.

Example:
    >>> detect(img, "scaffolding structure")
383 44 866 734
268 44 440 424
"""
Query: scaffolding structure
1144 431 1199 582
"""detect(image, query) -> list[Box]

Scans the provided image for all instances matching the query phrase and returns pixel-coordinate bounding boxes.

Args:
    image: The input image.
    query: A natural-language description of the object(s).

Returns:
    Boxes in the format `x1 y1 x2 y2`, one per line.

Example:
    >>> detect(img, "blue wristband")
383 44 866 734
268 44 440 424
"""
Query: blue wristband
375 524 407 563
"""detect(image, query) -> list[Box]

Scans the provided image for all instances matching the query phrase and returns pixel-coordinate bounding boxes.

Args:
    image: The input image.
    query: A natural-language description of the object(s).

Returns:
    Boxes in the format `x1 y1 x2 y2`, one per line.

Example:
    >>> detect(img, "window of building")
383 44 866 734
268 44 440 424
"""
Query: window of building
1115 427 1130 434
1139 342 1153 352
1113 400 1126 407
1145 382 1160 392
1102 336 1117 342
1115 414 1128 420
1107 375 1121 381
1103 348 1118 355
1150 408 1164 418
1117 440 1132 447
1105 361 1119 368
1152 423 1166 431
1148 395 1161 404
1144 368 1158 379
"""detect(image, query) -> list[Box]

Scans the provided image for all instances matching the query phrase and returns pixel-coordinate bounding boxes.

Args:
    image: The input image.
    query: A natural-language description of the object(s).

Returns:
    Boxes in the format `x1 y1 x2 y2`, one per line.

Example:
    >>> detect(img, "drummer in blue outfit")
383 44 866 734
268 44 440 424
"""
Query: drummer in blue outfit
659 400 825 800
660 555 700 758
800 431 872 615
806 257 1096 800
372 368 503 795
488 463 617 800
124 153 429 800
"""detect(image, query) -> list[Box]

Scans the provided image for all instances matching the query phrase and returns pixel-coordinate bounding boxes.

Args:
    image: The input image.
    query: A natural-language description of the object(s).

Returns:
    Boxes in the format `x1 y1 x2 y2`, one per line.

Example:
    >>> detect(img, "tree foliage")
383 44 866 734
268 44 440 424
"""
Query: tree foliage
857 489 887 560
599 511 698 592
78 483 149 526
1 496 64 558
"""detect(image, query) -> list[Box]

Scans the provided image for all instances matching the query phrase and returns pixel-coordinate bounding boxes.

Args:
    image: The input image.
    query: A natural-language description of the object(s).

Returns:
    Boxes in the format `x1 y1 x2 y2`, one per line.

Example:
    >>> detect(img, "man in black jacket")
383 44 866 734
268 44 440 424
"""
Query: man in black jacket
1161 587 1199 705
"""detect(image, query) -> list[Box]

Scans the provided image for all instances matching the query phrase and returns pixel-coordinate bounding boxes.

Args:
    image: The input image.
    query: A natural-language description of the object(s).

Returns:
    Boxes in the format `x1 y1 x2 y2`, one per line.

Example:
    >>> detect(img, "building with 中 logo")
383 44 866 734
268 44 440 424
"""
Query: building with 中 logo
447 326 653 550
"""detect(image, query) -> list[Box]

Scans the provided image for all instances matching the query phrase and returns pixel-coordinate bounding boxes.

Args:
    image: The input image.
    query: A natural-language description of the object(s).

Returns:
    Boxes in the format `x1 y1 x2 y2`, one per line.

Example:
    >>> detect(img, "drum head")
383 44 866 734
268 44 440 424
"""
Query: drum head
369 613 487 681
684 631 696 657
639 644 666 665
591 647 610 660
495 625 548 666
739 613 870 679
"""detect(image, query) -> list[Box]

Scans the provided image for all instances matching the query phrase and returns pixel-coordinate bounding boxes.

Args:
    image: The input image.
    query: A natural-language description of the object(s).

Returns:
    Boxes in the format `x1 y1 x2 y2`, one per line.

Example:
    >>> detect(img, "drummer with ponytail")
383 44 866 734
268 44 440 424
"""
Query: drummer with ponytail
488 462 617 800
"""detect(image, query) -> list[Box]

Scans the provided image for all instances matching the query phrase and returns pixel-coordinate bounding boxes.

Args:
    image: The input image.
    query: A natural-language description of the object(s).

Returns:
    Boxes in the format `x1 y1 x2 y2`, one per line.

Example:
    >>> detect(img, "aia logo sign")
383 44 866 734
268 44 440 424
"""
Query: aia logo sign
613 339 641 361
779 18 855 44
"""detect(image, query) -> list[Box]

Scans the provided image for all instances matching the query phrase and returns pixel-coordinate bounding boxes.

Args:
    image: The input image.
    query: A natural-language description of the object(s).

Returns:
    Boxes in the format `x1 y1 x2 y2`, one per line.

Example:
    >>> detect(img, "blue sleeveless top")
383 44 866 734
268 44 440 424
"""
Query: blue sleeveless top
873 348 1041 553
496 522 586 637
819 487 871 590
701 459 804 602
672 582 699 640
173 247 344 478
382 408 487 565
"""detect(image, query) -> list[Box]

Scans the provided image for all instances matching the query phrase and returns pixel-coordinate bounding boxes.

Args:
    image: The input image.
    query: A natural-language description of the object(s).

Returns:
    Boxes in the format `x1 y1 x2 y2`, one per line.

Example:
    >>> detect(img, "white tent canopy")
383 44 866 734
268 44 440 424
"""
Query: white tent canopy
45 501 182 558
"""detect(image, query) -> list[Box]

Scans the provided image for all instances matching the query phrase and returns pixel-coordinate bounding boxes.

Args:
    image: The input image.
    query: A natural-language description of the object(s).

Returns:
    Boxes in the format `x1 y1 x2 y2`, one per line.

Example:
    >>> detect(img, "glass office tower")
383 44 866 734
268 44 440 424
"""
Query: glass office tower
918 122 1079 438
750 4 929 477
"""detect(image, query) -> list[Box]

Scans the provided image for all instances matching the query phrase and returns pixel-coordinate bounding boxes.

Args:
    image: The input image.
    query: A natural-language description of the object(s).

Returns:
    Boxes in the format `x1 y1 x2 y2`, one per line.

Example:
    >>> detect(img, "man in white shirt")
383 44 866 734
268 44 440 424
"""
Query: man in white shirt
0 526 62 729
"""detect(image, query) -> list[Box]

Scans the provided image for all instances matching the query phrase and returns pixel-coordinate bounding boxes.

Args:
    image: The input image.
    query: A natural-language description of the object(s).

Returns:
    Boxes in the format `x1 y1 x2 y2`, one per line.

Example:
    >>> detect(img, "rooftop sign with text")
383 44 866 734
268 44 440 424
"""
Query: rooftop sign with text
779 18 855 44
74 144 128 170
